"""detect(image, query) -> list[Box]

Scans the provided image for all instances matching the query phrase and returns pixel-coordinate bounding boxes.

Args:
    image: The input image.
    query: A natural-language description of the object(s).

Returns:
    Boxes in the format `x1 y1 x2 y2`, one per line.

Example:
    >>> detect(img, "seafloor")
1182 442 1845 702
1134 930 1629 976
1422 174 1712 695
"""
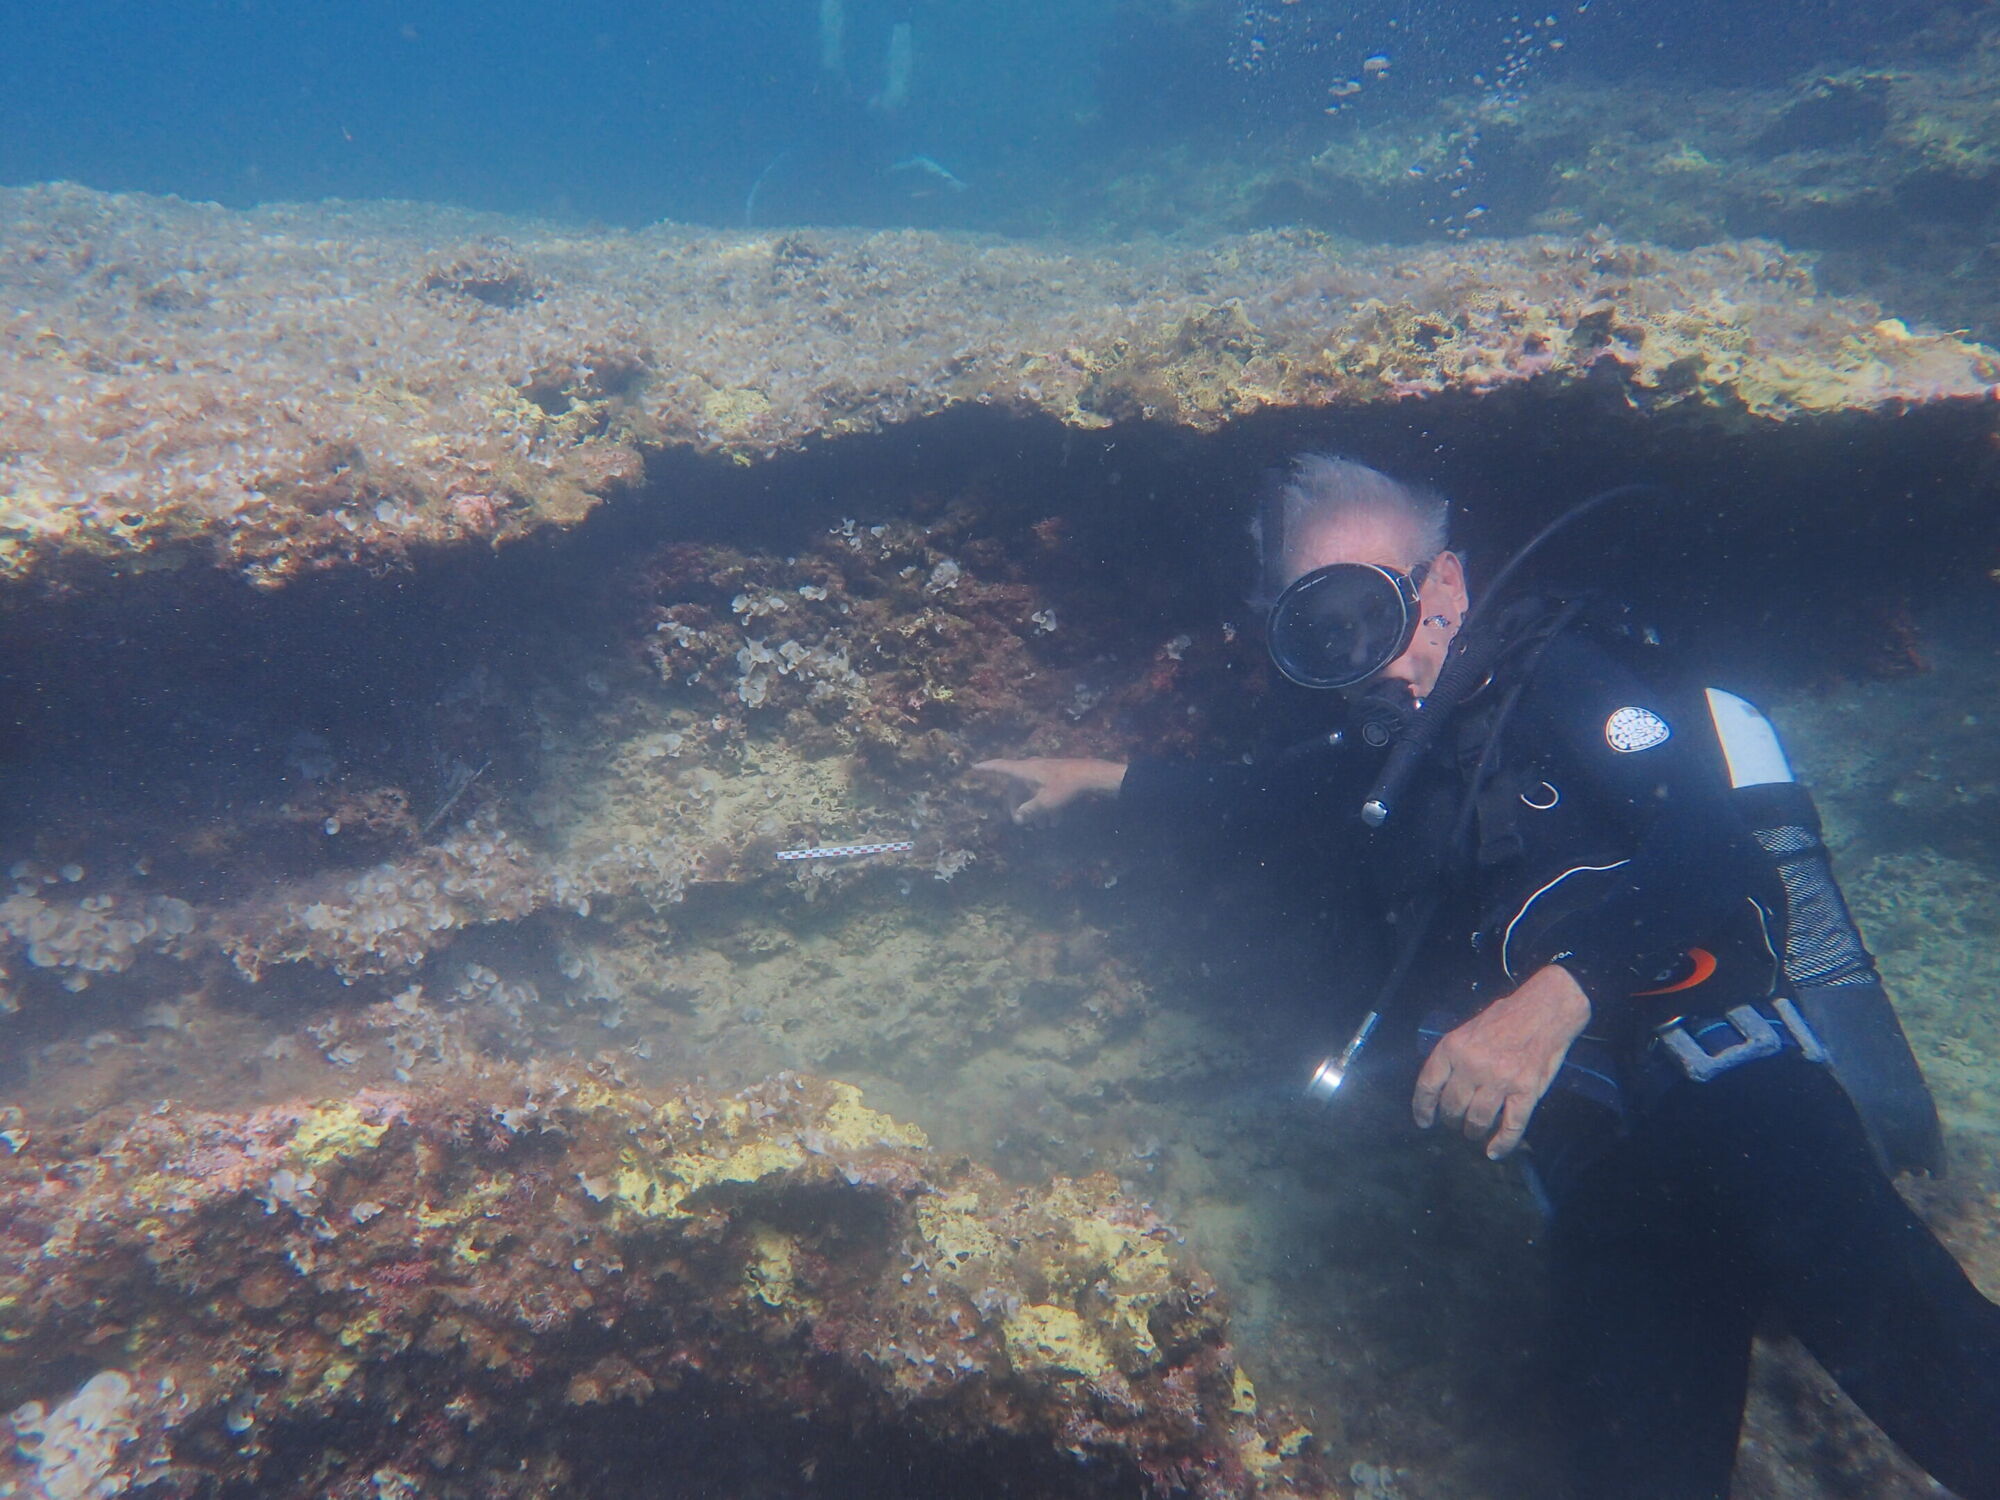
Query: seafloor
0 185 1997 1499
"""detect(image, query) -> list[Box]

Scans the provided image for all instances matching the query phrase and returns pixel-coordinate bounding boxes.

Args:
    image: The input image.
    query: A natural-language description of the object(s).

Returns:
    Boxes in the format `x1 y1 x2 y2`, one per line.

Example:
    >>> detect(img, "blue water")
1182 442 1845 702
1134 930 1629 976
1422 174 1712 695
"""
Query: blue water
2 0 1099 227
0 0 1943 232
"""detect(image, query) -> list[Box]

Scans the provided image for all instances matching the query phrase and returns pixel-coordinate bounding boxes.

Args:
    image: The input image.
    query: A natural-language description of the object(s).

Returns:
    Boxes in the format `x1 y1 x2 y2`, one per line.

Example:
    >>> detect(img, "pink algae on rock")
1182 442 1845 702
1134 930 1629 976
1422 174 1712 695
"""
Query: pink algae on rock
0 1050 1322 1498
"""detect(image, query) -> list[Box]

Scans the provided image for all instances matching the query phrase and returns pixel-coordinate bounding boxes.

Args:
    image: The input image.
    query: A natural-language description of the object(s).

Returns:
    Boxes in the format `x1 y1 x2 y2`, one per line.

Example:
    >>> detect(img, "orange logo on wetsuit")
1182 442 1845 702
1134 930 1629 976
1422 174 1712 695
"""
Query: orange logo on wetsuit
1633 948 1719 997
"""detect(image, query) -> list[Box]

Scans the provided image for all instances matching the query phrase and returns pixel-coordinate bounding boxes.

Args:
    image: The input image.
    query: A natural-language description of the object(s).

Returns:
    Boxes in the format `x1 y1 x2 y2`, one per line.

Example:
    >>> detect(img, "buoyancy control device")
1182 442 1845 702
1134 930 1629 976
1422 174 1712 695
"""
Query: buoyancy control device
1703 688 1945 1177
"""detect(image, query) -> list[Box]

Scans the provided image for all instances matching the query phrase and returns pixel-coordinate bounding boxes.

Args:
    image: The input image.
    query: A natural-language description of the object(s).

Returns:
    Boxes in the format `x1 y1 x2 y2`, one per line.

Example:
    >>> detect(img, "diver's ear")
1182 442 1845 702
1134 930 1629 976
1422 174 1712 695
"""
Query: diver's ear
1430 549 1471 619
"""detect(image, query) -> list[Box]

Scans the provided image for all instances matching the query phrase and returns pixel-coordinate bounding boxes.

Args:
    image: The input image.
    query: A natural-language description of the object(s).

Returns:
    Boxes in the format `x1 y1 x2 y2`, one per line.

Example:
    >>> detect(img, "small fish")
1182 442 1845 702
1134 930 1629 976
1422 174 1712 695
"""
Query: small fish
887 155 968 195
776 840 916 862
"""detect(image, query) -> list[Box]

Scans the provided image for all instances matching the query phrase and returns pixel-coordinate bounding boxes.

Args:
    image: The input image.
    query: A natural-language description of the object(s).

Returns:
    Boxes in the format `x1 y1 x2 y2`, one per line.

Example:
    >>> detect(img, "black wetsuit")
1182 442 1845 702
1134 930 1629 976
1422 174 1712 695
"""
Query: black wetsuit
1115 627 2000 1500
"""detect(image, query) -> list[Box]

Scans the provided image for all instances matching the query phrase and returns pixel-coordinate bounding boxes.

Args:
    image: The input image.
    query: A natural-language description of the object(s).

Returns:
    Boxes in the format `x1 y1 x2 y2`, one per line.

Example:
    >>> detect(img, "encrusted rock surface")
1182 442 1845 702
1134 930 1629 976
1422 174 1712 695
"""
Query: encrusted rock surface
0 501 1228 1004
4 182 1995 589
0 1046 1320 1498
5 174 1997 1500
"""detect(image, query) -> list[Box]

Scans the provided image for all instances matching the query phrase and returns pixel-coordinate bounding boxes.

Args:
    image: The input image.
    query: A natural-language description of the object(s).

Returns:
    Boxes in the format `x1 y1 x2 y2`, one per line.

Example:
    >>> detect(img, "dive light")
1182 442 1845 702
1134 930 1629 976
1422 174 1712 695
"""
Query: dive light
1306 1009 1380 1102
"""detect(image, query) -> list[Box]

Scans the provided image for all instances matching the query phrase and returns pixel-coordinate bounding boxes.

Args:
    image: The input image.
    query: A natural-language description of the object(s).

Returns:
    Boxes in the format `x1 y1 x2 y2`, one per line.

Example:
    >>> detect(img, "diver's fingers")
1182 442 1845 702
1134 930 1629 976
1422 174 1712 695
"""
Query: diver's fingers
1462 1086 1503 1141
1013 792 1048 825
1437 1072 1478 1129
972 758 1039 785
973 760 1049 821
1486 1091 1537 1161
1412 1051 1451 1128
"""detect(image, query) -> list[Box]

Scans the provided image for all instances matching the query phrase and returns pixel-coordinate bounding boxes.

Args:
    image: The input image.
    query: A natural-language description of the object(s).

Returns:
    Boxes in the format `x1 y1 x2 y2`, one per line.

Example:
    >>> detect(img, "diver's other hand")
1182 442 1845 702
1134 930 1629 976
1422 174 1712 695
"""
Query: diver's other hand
972 758 1127 824
1412 964 1592 1161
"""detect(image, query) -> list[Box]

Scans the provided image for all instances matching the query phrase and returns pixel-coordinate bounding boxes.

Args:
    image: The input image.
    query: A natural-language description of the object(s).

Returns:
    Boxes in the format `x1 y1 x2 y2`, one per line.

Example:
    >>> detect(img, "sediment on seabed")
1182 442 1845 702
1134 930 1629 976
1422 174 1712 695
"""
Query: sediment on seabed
1 186 1998 1498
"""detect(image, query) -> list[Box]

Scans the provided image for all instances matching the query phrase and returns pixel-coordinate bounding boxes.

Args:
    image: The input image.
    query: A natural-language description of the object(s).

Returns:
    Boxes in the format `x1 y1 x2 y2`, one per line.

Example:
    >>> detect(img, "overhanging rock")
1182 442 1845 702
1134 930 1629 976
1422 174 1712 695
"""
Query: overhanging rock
3 183 1995 589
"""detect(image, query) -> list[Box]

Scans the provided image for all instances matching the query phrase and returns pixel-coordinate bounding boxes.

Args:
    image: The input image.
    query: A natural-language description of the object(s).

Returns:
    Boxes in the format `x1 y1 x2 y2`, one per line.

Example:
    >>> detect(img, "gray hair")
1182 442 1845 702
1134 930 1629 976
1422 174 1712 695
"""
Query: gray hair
1255 454 1450 602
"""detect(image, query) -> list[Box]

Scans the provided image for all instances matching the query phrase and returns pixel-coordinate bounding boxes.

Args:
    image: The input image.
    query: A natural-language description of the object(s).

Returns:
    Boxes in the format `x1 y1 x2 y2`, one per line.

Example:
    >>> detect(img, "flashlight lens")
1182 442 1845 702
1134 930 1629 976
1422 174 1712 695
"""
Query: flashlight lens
1306 1056 1345 1102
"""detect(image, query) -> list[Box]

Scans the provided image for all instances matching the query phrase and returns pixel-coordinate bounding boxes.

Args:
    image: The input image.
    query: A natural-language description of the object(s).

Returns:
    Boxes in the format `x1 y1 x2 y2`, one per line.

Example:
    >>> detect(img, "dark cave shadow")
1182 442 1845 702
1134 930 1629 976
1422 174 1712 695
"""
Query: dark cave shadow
5 386 1993 779
225 1371 1154 1500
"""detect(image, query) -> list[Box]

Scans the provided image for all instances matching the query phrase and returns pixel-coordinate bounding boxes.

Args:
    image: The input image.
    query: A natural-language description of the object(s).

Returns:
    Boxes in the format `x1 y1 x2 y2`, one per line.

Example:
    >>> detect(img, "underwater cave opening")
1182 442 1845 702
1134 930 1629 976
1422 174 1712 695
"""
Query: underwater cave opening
0 389 1984 1036
0 386 1990 1102
2 385 1992 864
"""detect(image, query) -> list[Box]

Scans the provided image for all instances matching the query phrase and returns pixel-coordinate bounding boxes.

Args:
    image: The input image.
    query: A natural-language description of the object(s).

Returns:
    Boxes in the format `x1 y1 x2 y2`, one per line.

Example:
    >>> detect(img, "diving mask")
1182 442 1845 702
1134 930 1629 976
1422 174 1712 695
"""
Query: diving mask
1267 558 1431 691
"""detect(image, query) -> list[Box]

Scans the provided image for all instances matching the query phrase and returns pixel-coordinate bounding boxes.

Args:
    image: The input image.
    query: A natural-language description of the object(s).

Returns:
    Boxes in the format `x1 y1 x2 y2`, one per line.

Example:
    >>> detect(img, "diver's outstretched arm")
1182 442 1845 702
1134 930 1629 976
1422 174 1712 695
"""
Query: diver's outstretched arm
972 758 1126 824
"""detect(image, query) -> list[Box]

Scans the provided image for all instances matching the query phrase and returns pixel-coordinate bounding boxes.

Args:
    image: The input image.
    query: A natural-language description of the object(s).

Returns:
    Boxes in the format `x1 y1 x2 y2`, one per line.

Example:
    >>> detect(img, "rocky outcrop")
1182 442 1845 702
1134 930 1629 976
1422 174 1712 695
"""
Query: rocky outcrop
4 183 1993 590
0 1052 1320 1498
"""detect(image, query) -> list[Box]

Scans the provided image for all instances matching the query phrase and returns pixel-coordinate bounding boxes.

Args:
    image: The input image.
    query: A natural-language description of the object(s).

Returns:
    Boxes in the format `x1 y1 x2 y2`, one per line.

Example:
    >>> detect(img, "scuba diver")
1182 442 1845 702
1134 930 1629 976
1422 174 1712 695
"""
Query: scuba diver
976 455 2000 1500
744 0 966 227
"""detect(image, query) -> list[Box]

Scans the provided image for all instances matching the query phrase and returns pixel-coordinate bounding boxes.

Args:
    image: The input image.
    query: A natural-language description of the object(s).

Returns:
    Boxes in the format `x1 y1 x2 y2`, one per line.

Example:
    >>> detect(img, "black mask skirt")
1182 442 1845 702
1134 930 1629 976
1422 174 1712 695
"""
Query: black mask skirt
1267 560 1428 690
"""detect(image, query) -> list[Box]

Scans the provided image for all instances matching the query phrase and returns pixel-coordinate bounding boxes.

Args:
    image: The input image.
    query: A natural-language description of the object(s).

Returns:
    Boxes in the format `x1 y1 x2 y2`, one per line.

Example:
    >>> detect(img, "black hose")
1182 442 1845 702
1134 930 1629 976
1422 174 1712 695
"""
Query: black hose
1325 595 1590 1097
1358 483 1663 827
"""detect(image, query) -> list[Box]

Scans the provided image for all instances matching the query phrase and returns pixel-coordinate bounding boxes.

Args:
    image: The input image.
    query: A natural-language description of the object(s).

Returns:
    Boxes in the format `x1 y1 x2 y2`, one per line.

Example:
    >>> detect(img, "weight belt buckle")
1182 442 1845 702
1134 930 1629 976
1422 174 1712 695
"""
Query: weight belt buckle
1656 1004 1775 1083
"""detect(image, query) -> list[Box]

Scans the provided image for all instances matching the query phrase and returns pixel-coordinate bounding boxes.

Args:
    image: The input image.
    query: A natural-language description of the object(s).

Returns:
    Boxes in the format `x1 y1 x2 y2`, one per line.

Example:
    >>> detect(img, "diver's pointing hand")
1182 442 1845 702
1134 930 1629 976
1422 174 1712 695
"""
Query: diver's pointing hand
972 758 1127 825
1413 964 1592 1160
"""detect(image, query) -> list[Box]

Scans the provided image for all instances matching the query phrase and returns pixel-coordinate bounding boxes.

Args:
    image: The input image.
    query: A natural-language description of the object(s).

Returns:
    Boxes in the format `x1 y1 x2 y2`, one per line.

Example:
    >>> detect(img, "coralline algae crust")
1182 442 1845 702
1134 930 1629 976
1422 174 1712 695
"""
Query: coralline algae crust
1003 1302 1121 1384
916 1190 1005 1268
603 1081 928 1222
0 1058 1321 1497
287 1099 393 1169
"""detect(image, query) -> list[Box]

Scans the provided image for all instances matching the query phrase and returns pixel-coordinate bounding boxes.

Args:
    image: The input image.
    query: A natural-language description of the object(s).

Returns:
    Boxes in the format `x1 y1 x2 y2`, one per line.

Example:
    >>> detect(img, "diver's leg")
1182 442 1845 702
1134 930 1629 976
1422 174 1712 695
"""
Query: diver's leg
1546 1117 1760 1500
871 18 913 115
1717 1058 2000 1500
819 0 846 80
